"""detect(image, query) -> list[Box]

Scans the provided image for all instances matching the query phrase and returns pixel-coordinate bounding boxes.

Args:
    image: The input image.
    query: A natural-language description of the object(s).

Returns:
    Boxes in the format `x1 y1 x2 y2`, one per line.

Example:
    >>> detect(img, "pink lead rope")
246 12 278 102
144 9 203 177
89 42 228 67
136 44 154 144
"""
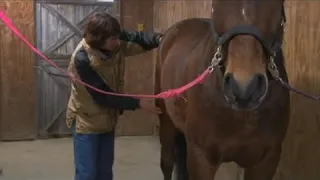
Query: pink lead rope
0 10 212 99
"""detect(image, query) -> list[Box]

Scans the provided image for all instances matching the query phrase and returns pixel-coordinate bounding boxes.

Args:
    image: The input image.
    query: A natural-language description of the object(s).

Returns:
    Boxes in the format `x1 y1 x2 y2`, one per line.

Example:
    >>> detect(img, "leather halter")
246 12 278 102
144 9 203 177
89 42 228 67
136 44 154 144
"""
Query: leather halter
211 5 286 59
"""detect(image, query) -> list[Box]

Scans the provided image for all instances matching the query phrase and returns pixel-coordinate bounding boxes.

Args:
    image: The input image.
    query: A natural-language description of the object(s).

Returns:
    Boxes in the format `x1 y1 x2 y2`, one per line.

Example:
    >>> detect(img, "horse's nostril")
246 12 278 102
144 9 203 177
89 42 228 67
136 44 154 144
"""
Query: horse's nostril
249 73 268 102
256 74 267 91
223 73 267 102
223 73 238 102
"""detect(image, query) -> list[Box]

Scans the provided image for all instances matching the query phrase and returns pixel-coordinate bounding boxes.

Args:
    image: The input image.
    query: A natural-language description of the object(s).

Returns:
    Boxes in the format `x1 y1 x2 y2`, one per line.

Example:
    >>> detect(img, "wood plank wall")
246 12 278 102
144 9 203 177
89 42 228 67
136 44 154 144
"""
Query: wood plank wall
0 0 37 140
274 1 320 180
117 0 157 136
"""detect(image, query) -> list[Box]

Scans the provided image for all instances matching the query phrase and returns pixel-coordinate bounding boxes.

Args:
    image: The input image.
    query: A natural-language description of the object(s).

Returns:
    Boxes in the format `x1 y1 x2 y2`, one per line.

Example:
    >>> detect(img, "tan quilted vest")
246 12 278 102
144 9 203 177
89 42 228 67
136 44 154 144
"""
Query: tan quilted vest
66 39 125 133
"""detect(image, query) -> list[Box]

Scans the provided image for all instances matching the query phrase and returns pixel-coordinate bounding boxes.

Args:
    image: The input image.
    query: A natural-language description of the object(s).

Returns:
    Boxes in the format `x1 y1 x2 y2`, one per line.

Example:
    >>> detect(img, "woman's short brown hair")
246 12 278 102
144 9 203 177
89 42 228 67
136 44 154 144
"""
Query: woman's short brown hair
83 12 121 49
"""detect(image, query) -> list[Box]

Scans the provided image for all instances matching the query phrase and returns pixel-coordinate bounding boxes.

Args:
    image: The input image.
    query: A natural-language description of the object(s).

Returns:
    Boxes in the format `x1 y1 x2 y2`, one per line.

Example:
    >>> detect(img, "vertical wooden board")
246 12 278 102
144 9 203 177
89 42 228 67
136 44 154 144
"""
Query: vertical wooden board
274 1 320 180
153 1 211 32
0 1 4 140
0 0 37 140
117 0 156 136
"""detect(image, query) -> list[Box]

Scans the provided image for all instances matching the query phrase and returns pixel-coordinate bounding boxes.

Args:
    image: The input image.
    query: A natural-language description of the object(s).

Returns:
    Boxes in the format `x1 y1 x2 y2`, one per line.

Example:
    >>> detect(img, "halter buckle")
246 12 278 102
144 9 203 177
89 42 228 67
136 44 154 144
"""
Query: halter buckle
210 46 223 67
268 56 280 79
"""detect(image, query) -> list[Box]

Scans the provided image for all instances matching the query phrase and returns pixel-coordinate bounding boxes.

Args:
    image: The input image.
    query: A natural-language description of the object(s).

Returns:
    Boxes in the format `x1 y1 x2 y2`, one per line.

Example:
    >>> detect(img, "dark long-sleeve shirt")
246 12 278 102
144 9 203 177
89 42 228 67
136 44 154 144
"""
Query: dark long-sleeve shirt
120 30 162 50
74 48 140 110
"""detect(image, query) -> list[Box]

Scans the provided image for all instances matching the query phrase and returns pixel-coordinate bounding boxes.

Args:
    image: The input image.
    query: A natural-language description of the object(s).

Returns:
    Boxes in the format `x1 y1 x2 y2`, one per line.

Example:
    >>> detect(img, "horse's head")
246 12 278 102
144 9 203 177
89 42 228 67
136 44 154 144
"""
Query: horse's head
211 0 285 111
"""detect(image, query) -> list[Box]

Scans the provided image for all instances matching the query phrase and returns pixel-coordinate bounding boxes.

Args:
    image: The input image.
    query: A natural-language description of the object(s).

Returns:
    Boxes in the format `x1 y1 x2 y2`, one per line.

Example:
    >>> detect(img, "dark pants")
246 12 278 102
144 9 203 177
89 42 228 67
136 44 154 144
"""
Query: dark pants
72 126 115 180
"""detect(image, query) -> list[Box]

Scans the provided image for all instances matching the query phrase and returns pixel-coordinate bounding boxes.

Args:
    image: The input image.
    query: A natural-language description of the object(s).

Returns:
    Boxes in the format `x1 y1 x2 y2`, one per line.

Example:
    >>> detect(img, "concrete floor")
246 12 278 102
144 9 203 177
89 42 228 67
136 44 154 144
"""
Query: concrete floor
0 136 162 180
0 136 242 180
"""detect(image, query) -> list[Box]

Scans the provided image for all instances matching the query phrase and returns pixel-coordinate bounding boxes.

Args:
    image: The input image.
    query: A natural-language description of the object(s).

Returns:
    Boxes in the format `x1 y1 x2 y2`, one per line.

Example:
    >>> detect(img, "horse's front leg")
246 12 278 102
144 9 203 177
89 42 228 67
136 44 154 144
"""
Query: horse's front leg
243 144 282 180
186 142 219 180
159 112 178 180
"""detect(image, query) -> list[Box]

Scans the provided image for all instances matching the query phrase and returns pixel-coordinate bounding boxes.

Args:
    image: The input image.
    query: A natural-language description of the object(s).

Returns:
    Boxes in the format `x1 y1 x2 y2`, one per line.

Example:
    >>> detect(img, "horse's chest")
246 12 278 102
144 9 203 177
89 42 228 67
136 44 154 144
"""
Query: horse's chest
164 96 188 131
206 138 267 167
186 110 280 165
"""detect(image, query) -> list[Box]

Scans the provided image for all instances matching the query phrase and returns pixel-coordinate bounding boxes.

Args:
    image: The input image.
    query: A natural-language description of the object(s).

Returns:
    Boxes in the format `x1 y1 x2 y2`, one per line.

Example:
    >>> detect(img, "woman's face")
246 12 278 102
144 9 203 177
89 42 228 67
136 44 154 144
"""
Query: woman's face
103 36 120 51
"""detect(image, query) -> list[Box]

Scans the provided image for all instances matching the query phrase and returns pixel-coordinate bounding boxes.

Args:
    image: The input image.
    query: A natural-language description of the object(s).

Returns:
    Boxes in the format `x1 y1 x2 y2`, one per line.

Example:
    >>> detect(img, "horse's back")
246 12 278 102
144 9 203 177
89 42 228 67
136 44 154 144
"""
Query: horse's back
158 18 212 65
156 18 214 91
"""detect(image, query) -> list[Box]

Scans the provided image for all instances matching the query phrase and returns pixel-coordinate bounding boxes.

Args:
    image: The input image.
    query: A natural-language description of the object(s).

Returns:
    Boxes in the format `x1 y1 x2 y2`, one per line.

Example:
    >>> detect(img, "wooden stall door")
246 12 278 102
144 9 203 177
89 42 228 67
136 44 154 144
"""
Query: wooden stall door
36 0 118 138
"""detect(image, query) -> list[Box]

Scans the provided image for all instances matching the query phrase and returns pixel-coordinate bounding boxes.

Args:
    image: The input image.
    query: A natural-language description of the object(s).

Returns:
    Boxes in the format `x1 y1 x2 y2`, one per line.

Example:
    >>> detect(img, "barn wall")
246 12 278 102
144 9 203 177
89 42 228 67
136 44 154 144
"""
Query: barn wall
117 0 157 136
0 0 37 140
0 0 156 139
154 1 210 32
153 0 320 180
274 1 320 180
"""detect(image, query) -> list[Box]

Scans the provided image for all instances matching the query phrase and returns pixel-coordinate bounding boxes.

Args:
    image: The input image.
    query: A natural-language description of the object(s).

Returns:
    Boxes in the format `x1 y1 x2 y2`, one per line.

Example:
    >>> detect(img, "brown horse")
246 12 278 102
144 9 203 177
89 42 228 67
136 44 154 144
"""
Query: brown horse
154 0 289 180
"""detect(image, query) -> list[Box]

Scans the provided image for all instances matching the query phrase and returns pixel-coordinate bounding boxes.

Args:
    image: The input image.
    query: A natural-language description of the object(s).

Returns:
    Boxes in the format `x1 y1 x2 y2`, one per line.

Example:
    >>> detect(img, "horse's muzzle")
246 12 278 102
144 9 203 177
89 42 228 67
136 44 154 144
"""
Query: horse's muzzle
222 72 268 110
